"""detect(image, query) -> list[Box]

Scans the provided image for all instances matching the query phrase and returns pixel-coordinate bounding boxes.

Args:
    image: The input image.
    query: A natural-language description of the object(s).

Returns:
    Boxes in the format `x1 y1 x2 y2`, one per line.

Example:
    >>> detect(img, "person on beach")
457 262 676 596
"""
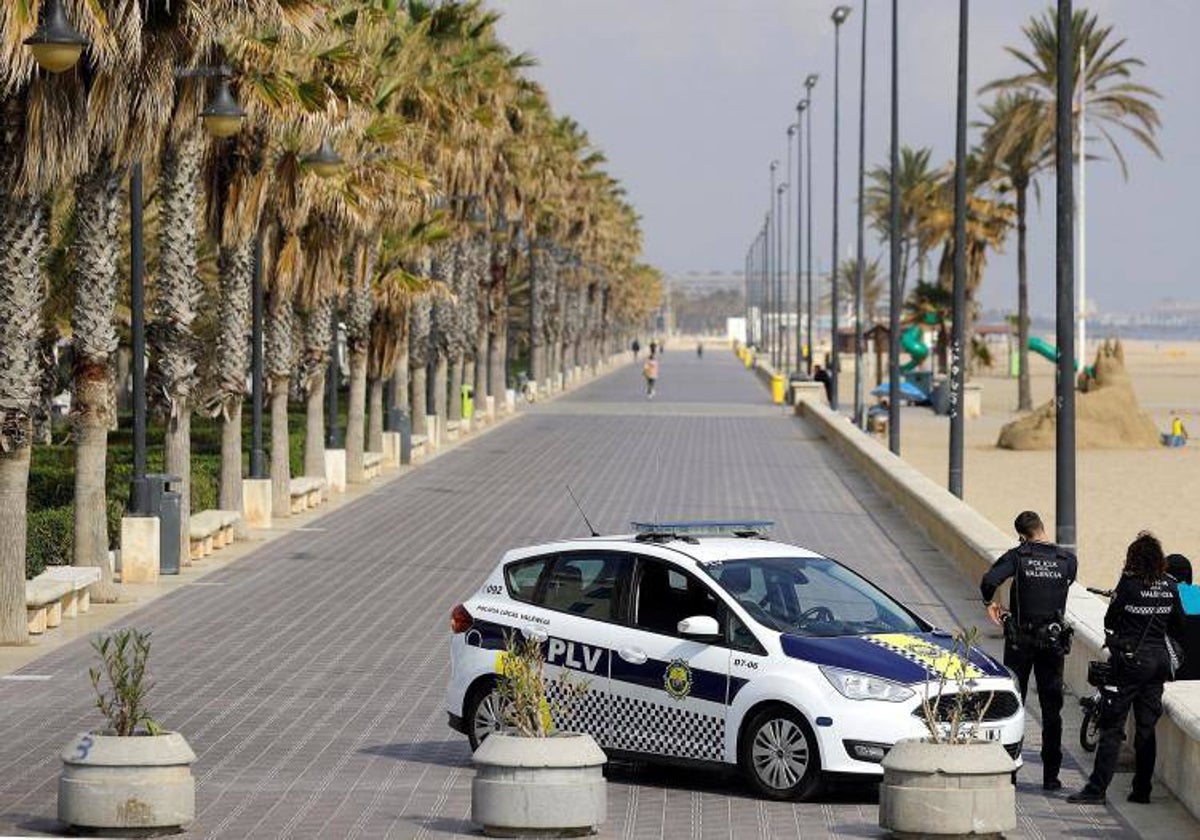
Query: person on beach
981 511 1076 791
631 338 641 359
1166 553 1200 680
1070 532 1185 805
642 353 659 399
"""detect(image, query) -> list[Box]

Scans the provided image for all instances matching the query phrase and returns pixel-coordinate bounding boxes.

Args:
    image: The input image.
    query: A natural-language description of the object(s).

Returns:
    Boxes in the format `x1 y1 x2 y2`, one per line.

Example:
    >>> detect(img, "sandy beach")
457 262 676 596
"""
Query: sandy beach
854 338 1200 588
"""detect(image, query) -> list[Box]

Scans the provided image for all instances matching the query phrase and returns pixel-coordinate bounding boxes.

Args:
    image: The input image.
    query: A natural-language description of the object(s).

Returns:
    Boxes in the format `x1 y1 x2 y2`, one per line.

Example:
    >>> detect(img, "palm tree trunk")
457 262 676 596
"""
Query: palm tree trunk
346 349 367 482
164 398 191 566
267 292 294 519
0 187 42 642
70 158 122 601
474 324 488 399
219 401 243 513
153 136 203 567
411 364 427 436
304 370 325 478
367 376 383 454
0 445 31 644
1016 183 1032 412
489 327 506 400
215 241 253 516
270 377 291 519
433 354 448 425
449 356 463 423
74 374 118 601
393 344 409 413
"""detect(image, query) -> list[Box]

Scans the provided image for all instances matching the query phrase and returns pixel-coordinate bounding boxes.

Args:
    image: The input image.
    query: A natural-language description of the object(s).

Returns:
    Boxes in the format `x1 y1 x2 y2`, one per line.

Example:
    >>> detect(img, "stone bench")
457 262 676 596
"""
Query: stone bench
26 577 73 635
188 509 241 560
37 566 101 620
411 434 428 463
288 477 326 514
363 451 383 480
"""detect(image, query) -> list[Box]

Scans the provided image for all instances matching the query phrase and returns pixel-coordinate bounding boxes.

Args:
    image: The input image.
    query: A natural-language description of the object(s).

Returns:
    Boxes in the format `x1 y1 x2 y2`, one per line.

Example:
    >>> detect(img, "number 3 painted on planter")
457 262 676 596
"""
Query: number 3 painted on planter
74 735 94 760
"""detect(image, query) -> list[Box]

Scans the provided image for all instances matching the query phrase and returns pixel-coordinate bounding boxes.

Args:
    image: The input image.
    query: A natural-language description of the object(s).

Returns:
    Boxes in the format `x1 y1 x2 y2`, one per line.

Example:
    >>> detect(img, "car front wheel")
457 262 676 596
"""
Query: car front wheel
739 706 822 801
465 682 511 752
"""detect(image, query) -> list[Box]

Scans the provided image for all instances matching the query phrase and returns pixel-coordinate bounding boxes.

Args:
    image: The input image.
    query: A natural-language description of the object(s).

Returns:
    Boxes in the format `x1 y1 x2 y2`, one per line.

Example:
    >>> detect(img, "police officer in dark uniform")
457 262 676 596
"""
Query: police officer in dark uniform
1069 532 1184 805
980 510 1076 791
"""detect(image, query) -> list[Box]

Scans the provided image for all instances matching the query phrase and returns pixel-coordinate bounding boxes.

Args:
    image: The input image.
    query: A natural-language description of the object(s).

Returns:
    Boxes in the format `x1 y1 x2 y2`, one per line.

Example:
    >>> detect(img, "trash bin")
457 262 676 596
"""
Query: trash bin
771 374 786 405
146 474 182 575
461 384 474 421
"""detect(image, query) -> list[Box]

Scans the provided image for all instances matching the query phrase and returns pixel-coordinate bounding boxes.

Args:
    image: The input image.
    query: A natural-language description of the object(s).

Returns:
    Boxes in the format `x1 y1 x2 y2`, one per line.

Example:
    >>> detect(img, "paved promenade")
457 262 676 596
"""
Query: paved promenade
0 350 1176 838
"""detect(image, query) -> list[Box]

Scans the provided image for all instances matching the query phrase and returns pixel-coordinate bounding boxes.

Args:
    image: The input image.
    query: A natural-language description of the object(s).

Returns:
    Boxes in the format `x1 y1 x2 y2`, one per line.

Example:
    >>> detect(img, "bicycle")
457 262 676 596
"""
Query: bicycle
1079 586 1115 752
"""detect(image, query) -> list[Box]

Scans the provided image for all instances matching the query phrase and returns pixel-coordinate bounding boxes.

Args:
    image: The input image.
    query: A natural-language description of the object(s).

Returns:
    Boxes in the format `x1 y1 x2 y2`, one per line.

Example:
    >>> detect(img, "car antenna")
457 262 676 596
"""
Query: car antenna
566 484 599 537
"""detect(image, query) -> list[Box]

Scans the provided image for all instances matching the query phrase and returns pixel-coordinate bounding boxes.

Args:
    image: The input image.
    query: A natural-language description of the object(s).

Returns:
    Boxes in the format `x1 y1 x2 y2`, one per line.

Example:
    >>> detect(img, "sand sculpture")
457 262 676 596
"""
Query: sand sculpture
997 338 1161 450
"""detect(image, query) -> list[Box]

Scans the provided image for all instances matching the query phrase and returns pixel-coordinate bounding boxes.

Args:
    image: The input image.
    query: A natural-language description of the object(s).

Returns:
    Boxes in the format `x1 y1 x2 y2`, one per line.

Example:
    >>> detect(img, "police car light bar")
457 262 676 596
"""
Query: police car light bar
631 520 774 540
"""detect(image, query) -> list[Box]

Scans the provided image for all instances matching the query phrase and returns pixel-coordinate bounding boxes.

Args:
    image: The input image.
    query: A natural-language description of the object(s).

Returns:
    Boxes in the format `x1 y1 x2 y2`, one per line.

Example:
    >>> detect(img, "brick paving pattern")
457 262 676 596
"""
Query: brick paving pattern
0 350 1147 838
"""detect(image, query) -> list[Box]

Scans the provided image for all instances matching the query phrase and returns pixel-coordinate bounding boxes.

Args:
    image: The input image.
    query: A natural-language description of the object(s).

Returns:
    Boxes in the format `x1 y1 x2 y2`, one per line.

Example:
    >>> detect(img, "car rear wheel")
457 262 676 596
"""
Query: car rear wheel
739 706 822 801
465 681 511 752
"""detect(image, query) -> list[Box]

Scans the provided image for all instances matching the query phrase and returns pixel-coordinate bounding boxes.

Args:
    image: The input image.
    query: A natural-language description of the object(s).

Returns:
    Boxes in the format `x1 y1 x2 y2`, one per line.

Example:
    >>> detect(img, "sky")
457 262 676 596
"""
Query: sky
490 0 1198 316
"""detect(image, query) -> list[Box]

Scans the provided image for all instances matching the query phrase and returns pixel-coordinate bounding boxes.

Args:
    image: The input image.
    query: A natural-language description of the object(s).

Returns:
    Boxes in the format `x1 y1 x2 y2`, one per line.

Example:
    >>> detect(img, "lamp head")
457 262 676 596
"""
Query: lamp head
302 138 344 179
201 77 246 138
787 124 796 137
832 5 852 25
805 73 820 90
770 159 779 172
797 100 809 113
24 0 89 74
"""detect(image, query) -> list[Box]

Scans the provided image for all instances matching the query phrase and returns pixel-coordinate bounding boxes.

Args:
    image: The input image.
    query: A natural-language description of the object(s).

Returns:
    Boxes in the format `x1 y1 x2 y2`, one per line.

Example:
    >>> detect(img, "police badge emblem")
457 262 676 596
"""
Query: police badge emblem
664 659 693 700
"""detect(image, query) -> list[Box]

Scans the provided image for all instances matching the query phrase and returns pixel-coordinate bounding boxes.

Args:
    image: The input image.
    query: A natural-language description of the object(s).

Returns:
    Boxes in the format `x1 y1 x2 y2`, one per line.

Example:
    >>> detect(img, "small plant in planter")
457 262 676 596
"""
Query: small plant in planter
58 628 197 835
471 632 608 838
879 627 1018 839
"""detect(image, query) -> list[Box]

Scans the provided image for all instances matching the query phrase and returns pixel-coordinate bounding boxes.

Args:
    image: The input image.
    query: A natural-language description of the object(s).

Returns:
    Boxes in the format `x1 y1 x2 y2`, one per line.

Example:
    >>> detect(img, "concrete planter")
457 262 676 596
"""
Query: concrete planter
58 731 196 834
472 733 606 837
879 739 1015 838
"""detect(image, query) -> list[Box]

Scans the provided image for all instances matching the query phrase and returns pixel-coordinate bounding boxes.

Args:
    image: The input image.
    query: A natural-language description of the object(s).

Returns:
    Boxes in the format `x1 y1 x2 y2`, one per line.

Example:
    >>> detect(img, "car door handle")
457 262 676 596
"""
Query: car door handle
521 626 548 642
618 646 647 664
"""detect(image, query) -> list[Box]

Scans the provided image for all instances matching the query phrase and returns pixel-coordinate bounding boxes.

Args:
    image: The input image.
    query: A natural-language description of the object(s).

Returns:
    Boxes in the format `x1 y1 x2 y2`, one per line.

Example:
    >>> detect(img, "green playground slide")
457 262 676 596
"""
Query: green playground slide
901 325 929 373
1028 336 1086 373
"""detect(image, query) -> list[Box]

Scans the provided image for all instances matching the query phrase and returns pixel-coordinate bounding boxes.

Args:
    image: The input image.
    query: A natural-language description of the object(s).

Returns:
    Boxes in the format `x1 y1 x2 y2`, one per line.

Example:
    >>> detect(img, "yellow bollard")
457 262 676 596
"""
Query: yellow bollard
744 351 753 369
771 373 785 404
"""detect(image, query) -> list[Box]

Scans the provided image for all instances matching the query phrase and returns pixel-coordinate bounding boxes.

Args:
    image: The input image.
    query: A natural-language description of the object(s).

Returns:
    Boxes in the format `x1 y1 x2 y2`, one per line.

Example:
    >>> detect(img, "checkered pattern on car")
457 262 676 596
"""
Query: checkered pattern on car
608 694 725 761
545 679 610 742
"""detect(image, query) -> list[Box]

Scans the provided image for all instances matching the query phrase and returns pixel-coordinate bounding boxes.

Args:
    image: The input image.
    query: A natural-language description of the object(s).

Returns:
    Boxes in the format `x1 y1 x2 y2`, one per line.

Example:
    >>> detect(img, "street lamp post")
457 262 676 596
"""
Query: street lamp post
948 0 969 498
776 182 788 371
853 0 869 429
249 233 266 479
1055 0 1076 552
768 160 778 362
786 124 797 372
793 108 805 372
804 74 818 375
887 0 902 455
830 5 852 411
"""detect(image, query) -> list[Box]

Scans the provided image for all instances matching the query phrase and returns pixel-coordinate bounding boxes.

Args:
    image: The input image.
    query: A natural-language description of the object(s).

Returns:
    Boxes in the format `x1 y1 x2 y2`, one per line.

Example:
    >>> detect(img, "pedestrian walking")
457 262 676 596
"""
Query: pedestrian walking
631 338 641 359
1069 532 1185 804
642 353 659 399
980 510 1076 791
696 341 703 358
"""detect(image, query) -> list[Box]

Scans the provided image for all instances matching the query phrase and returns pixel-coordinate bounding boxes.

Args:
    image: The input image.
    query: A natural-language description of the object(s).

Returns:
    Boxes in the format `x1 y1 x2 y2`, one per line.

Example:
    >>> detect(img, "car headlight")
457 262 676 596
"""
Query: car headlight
819 665 915 702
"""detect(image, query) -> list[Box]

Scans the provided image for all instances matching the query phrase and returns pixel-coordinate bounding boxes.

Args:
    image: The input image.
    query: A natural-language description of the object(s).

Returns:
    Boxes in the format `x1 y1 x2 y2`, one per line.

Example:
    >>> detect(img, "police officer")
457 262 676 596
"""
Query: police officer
980 510 1076 791
1069 532 1184 805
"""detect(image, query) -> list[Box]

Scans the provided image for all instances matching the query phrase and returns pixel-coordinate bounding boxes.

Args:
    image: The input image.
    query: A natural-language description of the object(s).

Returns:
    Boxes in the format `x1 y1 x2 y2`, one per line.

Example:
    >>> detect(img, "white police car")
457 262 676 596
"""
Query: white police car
445 522 1023 800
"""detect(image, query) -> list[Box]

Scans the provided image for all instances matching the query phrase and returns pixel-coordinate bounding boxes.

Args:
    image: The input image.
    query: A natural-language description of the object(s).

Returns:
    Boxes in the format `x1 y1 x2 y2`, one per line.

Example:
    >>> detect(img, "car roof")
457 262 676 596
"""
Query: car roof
503 534 828 568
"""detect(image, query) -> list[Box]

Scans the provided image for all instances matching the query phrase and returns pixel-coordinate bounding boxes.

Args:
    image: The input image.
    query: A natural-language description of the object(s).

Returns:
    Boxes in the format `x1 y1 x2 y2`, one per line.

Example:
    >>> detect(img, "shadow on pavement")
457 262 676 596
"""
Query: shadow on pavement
360 738 472 769
604 759 880 805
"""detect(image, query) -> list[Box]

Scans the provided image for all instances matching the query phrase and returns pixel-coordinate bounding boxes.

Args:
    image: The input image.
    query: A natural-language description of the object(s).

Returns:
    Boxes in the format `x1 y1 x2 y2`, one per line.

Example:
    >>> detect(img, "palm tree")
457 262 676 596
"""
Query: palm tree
982 7 1162 177
979 94 1052 412
865 146 939 296
830 258 885 326
904 281 953 375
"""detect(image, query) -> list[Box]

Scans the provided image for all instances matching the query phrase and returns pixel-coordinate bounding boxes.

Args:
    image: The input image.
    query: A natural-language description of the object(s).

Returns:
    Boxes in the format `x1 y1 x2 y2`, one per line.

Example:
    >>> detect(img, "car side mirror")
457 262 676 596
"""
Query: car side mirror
678 615 720 638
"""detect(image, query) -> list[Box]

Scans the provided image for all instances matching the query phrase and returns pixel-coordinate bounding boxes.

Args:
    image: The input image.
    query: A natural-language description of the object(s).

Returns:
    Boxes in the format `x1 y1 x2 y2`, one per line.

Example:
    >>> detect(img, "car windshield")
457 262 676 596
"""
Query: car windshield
701 557 926 637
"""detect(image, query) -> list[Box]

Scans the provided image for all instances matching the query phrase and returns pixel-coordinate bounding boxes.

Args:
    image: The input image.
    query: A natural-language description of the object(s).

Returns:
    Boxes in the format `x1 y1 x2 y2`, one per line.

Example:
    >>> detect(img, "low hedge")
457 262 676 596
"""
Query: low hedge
27 400 326 578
